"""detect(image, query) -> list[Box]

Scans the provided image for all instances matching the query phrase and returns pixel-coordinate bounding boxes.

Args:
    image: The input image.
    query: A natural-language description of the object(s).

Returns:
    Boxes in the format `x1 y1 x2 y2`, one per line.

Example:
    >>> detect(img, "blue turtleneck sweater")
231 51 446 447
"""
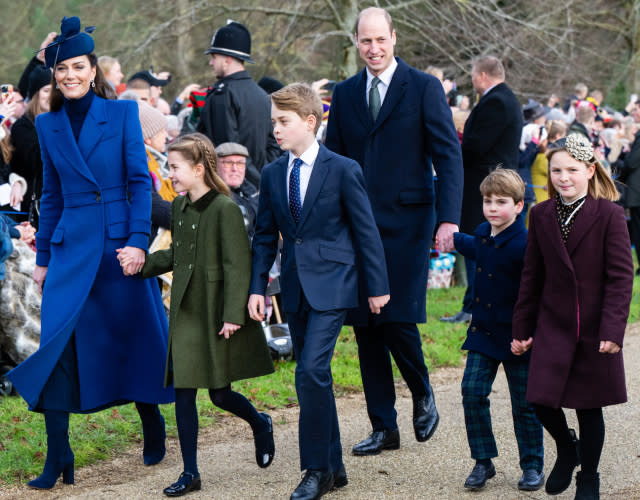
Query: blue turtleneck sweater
63 89 95 142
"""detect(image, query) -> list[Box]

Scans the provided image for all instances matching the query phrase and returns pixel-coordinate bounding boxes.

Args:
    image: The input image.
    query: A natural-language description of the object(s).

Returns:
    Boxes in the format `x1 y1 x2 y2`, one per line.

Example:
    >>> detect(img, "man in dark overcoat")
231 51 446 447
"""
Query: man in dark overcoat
441 56 522 324
197 21 281 189
325 6 463 455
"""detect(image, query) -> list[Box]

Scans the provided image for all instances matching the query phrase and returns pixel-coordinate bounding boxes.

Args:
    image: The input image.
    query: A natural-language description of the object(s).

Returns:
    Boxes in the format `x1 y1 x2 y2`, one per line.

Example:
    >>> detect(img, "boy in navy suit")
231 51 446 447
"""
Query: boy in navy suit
453 168 544 492
249 83 390 500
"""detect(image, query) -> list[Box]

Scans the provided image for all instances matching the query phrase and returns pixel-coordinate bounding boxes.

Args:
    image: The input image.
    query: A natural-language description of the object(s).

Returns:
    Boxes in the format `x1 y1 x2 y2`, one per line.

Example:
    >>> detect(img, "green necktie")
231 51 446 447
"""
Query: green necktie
369 76 381 122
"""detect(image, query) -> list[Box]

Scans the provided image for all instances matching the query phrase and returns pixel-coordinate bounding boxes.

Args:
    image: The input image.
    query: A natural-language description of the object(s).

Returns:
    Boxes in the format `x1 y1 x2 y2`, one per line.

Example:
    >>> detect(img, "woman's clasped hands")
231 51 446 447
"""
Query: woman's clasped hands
116 246 146 276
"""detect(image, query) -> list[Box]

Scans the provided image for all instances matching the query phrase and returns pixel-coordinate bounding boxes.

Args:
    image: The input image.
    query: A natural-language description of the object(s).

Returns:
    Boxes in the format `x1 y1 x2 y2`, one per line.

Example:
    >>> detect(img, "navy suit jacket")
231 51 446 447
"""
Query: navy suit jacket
325 58 463 324
454 216 528 361
250 143 389 313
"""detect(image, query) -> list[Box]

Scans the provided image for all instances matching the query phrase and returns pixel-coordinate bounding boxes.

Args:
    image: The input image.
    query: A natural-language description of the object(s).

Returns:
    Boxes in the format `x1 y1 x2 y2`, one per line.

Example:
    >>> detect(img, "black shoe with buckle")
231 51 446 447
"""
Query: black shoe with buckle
290 469 334 500
464 462 496 490
352 429 400 456
163 472 202 497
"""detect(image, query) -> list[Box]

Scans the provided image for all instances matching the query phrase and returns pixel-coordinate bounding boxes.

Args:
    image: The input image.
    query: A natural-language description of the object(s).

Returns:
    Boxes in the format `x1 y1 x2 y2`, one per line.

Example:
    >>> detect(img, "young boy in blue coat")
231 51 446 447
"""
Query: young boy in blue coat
453 168 544 492
248 83 390 500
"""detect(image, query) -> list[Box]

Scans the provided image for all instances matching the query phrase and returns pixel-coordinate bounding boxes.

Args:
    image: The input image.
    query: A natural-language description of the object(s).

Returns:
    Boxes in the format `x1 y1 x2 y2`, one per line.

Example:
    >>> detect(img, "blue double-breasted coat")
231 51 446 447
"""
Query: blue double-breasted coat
8 95 174 411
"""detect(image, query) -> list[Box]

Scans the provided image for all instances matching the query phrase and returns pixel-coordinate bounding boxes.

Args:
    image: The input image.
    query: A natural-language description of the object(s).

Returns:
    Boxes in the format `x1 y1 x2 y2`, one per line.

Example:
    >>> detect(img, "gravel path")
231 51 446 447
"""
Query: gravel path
2 324 640 499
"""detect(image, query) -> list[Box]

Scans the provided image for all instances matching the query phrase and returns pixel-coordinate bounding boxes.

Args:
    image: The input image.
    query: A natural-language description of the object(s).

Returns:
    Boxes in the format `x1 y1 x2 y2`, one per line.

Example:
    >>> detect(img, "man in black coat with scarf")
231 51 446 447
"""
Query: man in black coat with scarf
441 56 522 323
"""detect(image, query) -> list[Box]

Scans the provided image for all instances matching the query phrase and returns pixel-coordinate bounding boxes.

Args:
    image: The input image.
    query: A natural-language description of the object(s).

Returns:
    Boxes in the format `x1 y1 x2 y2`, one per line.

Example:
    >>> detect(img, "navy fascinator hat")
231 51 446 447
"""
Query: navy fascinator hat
42 16 96 69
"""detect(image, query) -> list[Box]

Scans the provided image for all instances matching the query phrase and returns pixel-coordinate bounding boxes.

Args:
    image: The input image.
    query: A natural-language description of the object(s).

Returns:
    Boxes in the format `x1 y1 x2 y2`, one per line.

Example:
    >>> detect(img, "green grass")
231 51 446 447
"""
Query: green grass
1 275 637 486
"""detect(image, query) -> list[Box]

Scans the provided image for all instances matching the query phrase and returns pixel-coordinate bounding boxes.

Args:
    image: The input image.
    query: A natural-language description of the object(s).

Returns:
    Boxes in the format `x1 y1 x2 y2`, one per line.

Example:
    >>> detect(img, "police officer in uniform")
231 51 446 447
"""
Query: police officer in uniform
197 21 281 189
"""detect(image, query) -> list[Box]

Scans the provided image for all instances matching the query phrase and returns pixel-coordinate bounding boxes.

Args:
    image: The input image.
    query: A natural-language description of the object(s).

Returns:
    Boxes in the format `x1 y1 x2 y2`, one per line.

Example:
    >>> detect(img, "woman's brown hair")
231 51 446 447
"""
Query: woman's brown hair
0 124 12 164
25 87 49 122
50 53 115 111
167 133 230 197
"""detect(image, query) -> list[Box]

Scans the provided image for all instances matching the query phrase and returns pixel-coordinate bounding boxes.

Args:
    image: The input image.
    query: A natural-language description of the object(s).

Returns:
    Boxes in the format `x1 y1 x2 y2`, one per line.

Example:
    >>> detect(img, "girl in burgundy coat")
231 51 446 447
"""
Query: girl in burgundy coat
511 134 633 500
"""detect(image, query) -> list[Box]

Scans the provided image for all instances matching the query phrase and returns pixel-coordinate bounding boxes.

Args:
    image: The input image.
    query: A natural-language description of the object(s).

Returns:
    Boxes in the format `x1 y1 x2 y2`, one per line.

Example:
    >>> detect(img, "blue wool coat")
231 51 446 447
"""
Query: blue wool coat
325 57 463 325
8 96 174 411
454 215 528 361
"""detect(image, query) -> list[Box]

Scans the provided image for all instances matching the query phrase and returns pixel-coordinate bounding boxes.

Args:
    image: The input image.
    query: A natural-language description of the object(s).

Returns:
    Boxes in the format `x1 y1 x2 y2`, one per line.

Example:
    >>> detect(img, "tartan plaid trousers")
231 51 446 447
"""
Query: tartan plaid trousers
461 350 544 471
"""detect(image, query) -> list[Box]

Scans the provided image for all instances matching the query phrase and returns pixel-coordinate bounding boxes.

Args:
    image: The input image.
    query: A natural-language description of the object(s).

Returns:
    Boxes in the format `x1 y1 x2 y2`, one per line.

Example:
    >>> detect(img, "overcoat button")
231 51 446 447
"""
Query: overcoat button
188 264 193 270
487 303 492 308
94 191 101 202
176 241 181 247
471 326 477 332
475 297 480 302
192 224 196 229
296 238 302 244
477 267 482 272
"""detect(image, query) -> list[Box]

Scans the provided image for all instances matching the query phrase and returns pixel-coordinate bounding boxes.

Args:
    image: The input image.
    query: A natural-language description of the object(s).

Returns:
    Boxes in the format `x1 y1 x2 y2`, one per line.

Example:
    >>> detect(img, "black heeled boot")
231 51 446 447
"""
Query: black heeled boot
136 402 166 465
546 428 580 495
575 471 599 500
27 411 74 489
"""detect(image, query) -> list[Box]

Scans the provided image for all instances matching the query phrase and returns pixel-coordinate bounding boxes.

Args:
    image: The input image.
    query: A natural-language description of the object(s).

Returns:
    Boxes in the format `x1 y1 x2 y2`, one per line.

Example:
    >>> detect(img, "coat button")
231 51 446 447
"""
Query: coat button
487 303 492 308
475 297 480 302
188 264 193 270
94 191 101 202
192 224 197 230
471 326 477 332
486 331 492 336
296 238 302 244
482 238 487 243
488 273 493 278
190 243 195 250
477 267 482 272
176 241 181 247
178 220 183 226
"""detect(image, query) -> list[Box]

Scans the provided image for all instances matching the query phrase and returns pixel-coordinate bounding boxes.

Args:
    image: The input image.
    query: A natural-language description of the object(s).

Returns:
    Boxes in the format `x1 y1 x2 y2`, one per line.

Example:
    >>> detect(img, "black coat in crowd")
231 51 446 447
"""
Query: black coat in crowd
197 70 281 189
460 82 522 232
10 115 42 222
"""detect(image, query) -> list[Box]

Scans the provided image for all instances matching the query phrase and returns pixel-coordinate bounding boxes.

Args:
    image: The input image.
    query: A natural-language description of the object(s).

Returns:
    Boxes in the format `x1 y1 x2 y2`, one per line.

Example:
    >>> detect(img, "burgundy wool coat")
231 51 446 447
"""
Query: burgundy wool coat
512 195 633 409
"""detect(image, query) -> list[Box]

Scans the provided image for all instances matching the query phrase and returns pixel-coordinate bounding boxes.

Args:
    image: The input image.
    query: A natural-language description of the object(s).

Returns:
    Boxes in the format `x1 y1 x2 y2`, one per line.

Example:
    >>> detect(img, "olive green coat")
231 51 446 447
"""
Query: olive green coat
142 190 274 389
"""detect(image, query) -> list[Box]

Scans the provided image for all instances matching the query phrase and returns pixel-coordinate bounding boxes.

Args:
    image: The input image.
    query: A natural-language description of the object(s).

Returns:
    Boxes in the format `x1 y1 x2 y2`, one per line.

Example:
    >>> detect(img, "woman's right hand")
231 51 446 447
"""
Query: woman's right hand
33 265 48 293
511 337 533 355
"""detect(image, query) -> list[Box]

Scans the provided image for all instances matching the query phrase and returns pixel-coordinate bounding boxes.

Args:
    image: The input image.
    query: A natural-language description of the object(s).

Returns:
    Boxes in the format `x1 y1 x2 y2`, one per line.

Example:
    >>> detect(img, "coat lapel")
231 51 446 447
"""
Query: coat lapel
542 198 574 272
565 195 599 256
297 145 329 230
352 69 373 130
51 108 97 185
78 96 108 164
371 58 407 134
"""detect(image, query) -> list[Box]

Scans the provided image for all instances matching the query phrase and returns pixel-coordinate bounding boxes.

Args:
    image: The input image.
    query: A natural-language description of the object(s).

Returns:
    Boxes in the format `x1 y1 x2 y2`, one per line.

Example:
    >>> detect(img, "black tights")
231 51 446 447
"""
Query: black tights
174 386 267 475
532 404 604 474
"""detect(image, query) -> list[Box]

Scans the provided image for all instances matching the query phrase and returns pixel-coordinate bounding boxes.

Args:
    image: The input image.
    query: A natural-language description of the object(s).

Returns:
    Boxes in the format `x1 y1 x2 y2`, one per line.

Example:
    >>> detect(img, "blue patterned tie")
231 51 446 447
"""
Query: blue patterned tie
289 158 303 224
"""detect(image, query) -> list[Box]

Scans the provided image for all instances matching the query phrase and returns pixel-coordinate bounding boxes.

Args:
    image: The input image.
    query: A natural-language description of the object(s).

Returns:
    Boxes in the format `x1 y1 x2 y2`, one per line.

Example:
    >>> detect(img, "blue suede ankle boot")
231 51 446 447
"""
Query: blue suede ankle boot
136 402 166 465
27 411 74 489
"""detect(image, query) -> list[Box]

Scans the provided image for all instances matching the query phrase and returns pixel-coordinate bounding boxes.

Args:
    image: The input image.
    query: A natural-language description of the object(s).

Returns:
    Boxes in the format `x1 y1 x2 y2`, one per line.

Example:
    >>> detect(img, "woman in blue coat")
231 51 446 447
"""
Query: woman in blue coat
8 17 174 489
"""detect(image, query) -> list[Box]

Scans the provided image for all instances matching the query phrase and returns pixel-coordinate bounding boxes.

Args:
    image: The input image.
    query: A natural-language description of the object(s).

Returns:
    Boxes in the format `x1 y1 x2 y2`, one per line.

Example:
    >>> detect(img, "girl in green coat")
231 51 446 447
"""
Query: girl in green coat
121 133 274 497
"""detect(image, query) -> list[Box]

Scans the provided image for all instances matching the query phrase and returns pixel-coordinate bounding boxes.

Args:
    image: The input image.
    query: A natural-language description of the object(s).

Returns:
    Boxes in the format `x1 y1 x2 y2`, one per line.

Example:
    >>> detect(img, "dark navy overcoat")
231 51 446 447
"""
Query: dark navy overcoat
513 196 633 408
9 96 174 411
325 58 463 325
454 216 529 361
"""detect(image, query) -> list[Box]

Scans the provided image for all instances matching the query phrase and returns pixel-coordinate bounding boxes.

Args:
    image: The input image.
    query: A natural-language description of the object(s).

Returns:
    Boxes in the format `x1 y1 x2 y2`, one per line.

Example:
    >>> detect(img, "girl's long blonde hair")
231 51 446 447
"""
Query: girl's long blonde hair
546 137 619 202
168 133 230 197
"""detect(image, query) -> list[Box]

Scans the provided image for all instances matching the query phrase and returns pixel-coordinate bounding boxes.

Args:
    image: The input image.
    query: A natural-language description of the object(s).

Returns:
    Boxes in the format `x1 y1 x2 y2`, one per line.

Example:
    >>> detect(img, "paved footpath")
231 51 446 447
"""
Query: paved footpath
2 325 640 499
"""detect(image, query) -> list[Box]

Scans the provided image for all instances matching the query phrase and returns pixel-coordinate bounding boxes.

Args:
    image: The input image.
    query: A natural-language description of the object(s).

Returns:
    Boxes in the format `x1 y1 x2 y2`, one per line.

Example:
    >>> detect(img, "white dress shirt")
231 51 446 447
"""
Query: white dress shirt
365 58 398 107
287 140 320 205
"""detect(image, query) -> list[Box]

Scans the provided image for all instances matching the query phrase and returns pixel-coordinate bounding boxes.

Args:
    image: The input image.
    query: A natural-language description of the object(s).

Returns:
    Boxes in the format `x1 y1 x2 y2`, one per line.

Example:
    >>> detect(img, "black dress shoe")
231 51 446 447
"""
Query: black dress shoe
518 469 545 491
413 392 439 442
254 413 275 468
439 311 472 323
163 472 202 497
332 466 348 489
464 462 496 490
352 429 400 456
290 470 334 500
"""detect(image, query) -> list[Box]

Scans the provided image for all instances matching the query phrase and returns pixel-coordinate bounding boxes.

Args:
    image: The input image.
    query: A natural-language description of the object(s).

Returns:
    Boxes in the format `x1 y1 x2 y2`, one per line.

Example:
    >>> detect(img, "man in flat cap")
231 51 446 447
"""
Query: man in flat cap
215 142 259 240
198 21 280 189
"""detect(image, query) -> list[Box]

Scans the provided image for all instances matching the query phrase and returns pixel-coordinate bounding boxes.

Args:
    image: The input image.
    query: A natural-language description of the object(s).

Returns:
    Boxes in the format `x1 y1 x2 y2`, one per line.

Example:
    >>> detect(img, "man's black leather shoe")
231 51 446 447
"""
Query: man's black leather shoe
439 311 471 323
332 466 348 489
464 462 496 490
518 469 545 491
352 429 400 456
413 393 439 442
163 472 202 497
290 470 334 500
